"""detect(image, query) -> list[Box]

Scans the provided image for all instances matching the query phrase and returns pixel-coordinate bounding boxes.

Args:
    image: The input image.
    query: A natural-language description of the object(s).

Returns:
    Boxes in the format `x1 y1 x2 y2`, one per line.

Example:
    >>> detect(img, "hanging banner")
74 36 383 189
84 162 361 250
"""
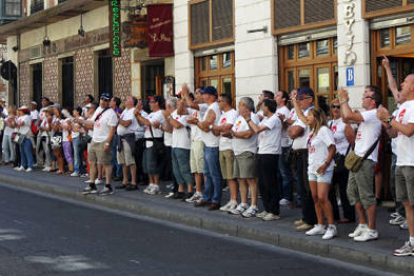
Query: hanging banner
147 4 174 57
109 0 122 57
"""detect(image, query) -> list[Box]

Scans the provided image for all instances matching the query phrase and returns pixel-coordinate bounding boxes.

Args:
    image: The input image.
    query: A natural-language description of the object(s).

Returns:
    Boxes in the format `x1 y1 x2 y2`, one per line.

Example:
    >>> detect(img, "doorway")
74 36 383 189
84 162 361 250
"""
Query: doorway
61 57 74 109
97 49 113 98
141 60 164 99
32 63 42 107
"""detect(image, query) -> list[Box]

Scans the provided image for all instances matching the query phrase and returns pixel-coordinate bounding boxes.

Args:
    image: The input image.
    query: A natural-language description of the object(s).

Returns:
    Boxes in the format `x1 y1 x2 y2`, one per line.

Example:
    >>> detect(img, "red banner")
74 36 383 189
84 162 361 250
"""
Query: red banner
147 4 174 57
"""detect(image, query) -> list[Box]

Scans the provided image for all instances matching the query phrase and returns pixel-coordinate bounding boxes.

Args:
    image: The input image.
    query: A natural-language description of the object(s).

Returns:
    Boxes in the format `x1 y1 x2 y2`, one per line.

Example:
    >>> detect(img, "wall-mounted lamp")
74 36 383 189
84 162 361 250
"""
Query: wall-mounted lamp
43 22 51 47
78 10 85 37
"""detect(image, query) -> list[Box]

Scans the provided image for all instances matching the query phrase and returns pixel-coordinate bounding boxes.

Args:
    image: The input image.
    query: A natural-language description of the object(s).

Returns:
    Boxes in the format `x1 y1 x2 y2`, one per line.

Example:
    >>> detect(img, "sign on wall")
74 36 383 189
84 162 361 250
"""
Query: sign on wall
346 67 355 87
147 4 174 57
123 14 148 49
109 0 122 57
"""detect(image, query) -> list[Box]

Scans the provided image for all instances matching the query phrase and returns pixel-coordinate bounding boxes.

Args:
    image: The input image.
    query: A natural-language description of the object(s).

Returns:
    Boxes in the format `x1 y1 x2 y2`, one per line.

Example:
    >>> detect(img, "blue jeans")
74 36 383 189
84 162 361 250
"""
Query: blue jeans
72 137 82 174
202 146 223 204
112 134 122 178
279 147 294 202
2 134 15 163
20 138 34 169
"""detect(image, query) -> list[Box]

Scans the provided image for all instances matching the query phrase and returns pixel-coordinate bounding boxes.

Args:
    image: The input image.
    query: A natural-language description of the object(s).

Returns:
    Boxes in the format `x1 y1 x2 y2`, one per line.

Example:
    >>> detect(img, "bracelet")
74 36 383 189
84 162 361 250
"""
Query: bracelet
246 119 252 123
104 142 110 146
386 117 393 124
340 99 349 105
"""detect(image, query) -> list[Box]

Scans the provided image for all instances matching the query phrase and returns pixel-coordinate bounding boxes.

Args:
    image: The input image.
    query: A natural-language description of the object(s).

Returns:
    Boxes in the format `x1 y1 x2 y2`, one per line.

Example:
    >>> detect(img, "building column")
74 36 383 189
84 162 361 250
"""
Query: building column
234 0 278 104
173 0 194 92
337 0 370 109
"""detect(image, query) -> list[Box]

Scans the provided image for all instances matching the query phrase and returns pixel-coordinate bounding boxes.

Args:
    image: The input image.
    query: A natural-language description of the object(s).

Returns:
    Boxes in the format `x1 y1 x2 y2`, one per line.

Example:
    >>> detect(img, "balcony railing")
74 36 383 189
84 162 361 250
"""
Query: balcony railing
30 1 44 14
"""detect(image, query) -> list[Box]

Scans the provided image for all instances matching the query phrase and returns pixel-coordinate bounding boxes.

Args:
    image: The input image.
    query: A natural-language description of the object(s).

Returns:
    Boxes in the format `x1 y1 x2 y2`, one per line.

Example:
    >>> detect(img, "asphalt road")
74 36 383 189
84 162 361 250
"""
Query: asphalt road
0 184 398 276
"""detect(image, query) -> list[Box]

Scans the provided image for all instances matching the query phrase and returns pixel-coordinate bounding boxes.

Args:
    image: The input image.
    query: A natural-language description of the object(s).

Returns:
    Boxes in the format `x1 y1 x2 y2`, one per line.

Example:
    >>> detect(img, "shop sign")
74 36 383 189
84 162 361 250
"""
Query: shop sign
346 67 355 86
123 14 148 49
147 4 174 57
109 0 122 57
343 0 356 66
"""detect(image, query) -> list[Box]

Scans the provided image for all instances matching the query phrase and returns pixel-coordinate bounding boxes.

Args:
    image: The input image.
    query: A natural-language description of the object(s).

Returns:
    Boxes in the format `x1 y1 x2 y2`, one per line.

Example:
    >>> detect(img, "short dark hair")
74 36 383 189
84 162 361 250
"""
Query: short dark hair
86 94 94 102
42 97 50 102
219 93 232 105
74 106 82 115
366 85 382 107
280 90 289 104
262 90 274 99
263 99 276 113
113 97 121 107
132 97 138 107
189 93 195 101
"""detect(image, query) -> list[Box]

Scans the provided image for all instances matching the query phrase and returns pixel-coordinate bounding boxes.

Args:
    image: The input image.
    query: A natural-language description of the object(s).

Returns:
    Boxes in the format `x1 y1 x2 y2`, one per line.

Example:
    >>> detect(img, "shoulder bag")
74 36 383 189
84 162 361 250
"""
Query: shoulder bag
345 138 380 173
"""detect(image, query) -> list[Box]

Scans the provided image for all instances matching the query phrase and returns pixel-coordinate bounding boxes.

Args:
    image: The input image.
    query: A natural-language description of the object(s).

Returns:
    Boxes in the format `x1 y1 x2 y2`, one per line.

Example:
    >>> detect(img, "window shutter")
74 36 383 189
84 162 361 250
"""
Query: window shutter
408 0 414 5
212 0 233 41
305 0 335 24
190 1 210 46
365 0 402 13
274 0 301 30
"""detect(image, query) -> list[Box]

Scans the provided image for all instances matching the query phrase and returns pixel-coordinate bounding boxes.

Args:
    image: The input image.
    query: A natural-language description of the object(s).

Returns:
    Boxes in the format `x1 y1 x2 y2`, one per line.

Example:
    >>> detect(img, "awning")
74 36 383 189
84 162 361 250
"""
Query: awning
0 0 106 40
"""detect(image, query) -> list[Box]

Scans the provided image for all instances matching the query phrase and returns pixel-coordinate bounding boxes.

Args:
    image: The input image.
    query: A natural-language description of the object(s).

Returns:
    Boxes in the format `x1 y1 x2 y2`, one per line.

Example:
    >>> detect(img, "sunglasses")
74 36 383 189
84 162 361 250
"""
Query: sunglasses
297 96 312 101
364 96 374 100
101 98 110 102
331 105 340 109
149 100 156 103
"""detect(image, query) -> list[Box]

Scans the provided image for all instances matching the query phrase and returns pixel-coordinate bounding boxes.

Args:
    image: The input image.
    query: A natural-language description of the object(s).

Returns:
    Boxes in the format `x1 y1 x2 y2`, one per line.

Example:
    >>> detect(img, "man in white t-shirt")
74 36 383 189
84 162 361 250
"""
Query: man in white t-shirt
134 95 166 195
191 86 223 211
339 86 382 242
78 93 118 196
212 93 238 213
287 87 317 232
275 90 295 205
182 86 208 203
377 73 414 256
230 97 260 218
246 99 282 221
116 96 139 191
256 90 274 121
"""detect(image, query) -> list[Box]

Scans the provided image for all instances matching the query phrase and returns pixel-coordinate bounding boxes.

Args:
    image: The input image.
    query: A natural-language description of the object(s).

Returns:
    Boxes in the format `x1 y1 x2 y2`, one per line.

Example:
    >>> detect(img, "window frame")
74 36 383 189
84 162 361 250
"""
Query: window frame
4 0 22 17
362 0 414 19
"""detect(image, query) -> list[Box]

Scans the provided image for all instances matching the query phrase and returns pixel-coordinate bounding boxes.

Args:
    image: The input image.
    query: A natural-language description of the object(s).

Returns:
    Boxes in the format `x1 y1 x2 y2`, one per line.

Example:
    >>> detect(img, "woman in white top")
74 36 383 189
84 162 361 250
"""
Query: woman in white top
71 107 85 176
2 105 17 164
292 94 337 240
15 106 34 172
50 106 65 174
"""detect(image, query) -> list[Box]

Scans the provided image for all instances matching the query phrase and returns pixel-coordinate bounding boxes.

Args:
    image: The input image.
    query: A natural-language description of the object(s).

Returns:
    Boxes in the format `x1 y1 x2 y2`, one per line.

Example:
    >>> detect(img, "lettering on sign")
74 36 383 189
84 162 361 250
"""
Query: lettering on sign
343 0 357 66
109 0 122 57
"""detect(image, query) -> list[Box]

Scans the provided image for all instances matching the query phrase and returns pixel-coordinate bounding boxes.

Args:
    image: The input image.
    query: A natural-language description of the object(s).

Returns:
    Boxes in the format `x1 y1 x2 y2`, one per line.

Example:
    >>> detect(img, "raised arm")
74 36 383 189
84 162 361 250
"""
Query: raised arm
338 88 364 124
382 56 401 103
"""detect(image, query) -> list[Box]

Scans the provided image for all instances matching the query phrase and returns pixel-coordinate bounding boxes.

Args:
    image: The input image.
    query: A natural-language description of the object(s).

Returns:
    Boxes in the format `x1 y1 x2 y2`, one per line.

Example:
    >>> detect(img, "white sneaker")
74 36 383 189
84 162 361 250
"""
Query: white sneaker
348 224 368 238
322 225 337 240
84 179 92 183
256 211 269 218
354 229 378 242
26 168 33 172
230 203 249 215
186 192 203 203
400 221 408 230
389 216 406 225
262 213 281 221
144 184 154 194
95 179 103 185
42 166 52 172
306 225 326 236
390 212 400 218
279 199 291 206
146 185 160 195
70 172 80 177
15 166 25 171
242 205 259 218
393 242 414 257
220 201 238 212
33 163 38 167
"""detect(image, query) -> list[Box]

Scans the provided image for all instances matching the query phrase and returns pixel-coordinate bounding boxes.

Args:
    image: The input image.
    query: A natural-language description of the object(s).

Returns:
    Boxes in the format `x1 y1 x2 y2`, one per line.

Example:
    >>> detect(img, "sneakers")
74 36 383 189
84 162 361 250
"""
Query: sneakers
348 224 368 238
306 225 326 236
256 211 269 218
279 198 291 206
84 179 92 184
230 203 249 215
390 212 400 218
296 223 313 232
389 216 406 225
42 166 52 172
146 185 160 195
126 184 138 191
294 219 304 226
242 205 259 218
220 201 238 212
144 184 154 194
262 213 280 221
354 229 378 242
82 186 97 195
393 242 414 257
185 192 202 203
99 186 114 196
26 168 33 172
95 178 103 185
70 172 80 177
15 166 25 171
400 221 408 230
322 225 337 240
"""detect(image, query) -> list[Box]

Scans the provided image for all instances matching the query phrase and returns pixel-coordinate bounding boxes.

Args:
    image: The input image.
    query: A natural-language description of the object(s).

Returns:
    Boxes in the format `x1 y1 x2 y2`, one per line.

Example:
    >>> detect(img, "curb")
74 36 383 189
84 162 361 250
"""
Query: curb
0 174 413 275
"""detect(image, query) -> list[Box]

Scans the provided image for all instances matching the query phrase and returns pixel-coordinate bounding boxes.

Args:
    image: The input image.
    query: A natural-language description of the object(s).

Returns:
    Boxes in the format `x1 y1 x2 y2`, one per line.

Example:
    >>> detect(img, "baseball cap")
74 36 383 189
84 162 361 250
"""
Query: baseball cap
148 95 163 103
297 87 315 100
100 93 111 100
18 105 28 111
200 86 217 96
31 101 37 106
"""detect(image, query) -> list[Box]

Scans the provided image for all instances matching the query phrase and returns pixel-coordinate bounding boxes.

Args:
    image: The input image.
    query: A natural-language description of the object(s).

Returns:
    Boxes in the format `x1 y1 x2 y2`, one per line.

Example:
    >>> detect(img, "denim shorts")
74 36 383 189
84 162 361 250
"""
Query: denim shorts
308 169 333 184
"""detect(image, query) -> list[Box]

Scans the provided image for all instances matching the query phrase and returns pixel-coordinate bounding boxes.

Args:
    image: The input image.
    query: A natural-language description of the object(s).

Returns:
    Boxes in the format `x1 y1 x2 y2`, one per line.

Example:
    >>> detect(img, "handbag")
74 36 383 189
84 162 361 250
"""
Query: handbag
12 132 25 145
345 138 379 172
78 133 92 151
51 132 63 149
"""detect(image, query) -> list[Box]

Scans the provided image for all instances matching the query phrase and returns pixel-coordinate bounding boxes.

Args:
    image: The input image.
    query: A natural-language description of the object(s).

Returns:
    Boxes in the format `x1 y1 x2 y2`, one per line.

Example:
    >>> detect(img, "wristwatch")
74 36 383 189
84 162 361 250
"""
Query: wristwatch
209 125 213 130
246 119 252 123
386 117 393 124
104 142 110 146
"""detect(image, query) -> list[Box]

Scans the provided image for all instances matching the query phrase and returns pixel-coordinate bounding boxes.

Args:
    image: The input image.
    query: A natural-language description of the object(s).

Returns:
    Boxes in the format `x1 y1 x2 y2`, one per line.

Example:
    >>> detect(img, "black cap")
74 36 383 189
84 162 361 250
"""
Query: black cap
100 93 111 100
201 86 217 96
297 87 315 100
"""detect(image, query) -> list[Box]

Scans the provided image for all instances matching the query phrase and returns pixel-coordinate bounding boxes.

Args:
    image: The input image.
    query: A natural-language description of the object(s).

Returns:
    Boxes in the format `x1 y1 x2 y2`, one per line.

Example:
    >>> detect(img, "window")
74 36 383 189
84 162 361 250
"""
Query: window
189 0 234 49
32 63 43 108
396 26 411 46
195 52 235 104
5 0 21 17
363 0 414 19
375 26 414 51
97 50 113 98
273 0 336 35
31 0 44 14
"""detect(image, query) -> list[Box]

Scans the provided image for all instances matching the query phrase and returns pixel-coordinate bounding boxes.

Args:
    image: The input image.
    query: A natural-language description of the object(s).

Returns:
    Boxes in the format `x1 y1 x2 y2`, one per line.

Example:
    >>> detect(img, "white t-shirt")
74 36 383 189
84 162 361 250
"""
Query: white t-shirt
391 108 399 156
396 100 414 166
276 106 291 147
4 116 16 136
258 113 282 155
117 107 138 136
71 117 83 139
171 110 191 150
18 115 32 137
257 109 264 120
354 109 382 162
201 102 221 148
232 113 260 156
219 109 238 151
292 107 313 150
289 108 297 121
40 119 51 137
30 110 39 121
91 107 118 143
164 131 172 147
190 104 208 142
61 118 71 142
135 110 148 139
308 126 335 173
144 110 165 148
329 118 351 156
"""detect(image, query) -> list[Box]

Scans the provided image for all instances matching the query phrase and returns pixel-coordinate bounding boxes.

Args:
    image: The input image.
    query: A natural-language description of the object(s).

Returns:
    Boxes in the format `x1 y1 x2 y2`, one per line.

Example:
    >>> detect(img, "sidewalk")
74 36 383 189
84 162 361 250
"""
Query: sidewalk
0 165 412 275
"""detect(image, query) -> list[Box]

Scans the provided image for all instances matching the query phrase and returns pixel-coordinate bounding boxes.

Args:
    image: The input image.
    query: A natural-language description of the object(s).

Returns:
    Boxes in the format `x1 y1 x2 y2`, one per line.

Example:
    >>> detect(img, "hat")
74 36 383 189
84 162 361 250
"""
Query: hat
100 93 111 100
297 87 315 100
148 95 163 103
30 101 37 106
18 105 28 111
201 86 217 96
51 103 61 110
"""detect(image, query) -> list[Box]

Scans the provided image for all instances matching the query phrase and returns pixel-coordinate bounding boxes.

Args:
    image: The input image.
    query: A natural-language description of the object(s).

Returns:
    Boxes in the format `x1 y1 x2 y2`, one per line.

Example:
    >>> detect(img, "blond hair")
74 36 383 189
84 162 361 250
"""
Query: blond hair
309 107 328 136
